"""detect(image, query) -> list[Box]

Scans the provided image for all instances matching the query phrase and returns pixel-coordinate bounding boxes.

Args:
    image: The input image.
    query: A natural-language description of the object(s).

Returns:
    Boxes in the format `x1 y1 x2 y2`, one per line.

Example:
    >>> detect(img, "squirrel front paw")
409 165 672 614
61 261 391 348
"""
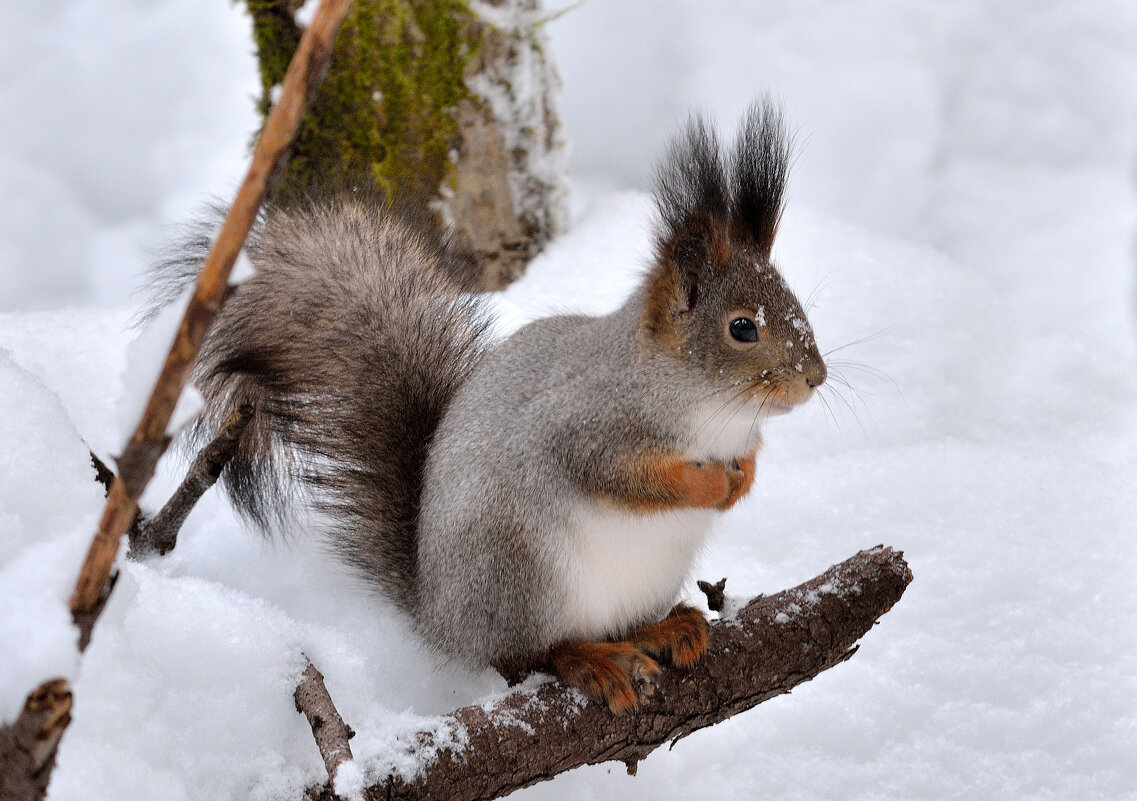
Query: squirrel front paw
680 457 756 510
614 454 756 512
546 640 661 714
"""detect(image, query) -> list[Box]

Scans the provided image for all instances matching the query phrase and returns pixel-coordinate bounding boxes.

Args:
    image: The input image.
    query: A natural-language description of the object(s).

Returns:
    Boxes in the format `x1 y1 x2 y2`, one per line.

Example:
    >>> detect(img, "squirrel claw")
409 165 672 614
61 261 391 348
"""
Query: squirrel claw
635 668 658 698
717 453 757 511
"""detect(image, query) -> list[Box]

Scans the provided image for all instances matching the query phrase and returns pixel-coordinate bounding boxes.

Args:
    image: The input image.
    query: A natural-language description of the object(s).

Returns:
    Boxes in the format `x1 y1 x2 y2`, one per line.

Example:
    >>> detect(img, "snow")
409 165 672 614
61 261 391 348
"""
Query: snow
331 760 364 801
0 353 100 722
2 2 1136 800
0 0 259 311
118 285 190 443
294 0 321 29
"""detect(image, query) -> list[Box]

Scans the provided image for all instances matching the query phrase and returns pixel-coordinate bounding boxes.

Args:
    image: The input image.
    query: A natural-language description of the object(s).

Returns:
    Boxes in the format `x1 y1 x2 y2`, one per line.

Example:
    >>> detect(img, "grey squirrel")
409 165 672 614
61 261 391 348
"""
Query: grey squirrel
154 101 826 713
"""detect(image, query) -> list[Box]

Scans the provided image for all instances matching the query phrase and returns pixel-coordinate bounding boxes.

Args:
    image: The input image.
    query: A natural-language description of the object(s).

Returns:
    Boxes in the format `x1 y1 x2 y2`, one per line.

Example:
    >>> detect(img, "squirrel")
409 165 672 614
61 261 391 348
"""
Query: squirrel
150 100 826 713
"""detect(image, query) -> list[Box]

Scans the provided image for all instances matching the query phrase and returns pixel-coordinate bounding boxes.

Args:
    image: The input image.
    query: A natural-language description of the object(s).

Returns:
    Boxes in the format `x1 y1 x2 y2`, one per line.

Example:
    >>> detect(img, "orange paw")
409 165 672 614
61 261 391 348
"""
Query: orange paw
615 454 753 512
547 640 661 714
628 604 710 668
677 460 733 508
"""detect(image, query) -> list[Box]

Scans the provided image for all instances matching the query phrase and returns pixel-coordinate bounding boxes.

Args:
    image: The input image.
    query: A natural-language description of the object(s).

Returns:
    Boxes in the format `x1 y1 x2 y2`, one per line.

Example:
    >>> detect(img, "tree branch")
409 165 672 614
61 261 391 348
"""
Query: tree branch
0 680 71 801
130 405 253 556
294 657 356 787
70 0 354 624
88 451 116 495
304 546 912 801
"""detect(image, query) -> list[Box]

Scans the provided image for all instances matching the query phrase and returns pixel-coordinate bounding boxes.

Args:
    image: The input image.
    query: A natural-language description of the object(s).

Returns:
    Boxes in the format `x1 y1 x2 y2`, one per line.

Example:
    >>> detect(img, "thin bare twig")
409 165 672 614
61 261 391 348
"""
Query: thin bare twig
89 451 147 554
70 0 353 624
88 451 115 495
73 571 119 653
696 577 727 612
131 405 253 556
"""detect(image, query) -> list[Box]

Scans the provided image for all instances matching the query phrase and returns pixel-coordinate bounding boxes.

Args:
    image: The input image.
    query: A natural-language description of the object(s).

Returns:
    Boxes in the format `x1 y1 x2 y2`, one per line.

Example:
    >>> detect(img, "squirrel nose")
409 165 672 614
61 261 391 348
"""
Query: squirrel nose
805 360 827 390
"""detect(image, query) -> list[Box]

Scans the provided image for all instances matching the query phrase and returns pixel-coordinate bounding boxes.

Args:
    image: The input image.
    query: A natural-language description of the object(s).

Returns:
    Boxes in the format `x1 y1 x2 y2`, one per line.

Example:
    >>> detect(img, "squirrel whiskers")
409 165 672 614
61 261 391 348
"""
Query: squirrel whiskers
153 100 826 713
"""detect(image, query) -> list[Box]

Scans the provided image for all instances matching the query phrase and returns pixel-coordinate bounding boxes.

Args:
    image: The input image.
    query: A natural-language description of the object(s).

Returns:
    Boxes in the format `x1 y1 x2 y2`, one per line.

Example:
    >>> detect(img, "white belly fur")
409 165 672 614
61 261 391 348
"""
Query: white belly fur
556 502 715 640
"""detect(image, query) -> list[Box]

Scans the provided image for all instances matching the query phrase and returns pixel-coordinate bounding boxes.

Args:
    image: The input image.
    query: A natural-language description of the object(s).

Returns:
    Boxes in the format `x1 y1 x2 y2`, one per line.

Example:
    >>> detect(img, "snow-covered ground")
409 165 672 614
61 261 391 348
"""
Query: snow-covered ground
2 2 1136 799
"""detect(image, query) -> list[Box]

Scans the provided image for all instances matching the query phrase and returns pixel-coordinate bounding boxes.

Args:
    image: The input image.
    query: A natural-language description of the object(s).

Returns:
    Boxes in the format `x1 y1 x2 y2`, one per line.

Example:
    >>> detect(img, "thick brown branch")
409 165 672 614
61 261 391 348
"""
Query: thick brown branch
130 405 253 556
305 546 911 801
294 657 356 787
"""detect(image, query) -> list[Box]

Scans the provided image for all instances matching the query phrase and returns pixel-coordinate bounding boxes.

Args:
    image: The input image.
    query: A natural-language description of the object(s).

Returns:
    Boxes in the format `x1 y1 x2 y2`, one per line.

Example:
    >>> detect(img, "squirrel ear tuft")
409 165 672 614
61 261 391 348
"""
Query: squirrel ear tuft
730 99 792 260
652 115 731 313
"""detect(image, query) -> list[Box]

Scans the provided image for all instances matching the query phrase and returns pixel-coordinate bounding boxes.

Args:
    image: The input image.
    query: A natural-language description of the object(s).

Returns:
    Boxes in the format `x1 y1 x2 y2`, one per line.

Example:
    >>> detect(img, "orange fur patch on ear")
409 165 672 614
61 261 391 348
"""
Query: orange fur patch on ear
640 257 686 352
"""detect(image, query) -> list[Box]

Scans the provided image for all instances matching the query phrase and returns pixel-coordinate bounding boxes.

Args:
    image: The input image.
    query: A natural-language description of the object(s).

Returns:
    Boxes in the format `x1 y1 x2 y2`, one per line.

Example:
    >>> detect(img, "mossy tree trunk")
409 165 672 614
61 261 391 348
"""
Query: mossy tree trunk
244 0 567 289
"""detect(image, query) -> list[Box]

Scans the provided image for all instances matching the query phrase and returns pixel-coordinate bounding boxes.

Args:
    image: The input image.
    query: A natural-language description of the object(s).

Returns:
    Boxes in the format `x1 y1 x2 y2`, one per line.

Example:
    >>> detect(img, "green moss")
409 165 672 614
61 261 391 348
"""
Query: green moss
242 0 476 204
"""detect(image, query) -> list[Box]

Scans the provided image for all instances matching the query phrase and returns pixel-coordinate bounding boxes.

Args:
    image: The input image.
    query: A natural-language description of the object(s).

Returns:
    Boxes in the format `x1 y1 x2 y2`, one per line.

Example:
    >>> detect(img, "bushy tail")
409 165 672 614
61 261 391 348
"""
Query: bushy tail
147 198 493 609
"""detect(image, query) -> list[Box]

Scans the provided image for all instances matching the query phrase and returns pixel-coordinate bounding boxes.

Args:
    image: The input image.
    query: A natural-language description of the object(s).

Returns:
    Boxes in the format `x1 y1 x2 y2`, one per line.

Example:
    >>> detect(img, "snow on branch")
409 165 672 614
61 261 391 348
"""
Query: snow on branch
302 547 912 801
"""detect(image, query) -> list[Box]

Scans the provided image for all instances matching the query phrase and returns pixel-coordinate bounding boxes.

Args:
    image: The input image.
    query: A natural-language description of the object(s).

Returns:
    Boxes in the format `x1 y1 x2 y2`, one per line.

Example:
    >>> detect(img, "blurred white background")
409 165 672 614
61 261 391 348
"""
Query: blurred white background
547 0 1137 354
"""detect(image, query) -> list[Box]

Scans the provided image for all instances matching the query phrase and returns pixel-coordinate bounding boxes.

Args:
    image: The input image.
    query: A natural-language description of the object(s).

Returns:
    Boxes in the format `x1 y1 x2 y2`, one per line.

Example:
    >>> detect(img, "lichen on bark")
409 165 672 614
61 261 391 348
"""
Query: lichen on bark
244 0 473 203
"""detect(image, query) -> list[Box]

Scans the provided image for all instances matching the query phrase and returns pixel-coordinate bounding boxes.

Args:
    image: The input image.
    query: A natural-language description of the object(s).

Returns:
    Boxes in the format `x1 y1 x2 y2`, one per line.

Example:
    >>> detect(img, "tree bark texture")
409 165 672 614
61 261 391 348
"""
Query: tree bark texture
244 0 567 289
0 680 71 801
304 546 912 801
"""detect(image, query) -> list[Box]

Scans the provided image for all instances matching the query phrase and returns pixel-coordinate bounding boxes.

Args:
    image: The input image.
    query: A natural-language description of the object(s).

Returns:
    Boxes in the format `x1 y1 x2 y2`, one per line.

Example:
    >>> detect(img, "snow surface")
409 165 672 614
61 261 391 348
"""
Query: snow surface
1 1 1136 800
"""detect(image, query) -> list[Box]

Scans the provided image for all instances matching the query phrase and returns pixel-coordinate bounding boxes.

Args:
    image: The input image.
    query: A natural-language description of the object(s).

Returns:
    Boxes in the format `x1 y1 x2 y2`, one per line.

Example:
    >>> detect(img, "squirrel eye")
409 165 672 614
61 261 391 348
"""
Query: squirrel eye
729 317 759 343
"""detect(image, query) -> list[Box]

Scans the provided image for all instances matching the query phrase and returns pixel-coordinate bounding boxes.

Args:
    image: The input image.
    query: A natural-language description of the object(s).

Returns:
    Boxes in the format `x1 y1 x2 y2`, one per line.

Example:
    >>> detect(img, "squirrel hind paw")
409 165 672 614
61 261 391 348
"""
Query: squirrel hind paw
546 640 661 714
627 604 710 668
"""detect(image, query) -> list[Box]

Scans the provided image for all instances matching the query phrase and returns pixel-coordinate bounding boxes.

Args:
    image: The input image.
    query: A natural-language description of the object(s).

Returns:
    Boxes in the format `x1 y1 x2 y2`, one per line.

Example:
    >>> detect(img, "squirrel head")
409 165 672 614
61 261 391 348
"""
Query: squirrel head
641 100 826 413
